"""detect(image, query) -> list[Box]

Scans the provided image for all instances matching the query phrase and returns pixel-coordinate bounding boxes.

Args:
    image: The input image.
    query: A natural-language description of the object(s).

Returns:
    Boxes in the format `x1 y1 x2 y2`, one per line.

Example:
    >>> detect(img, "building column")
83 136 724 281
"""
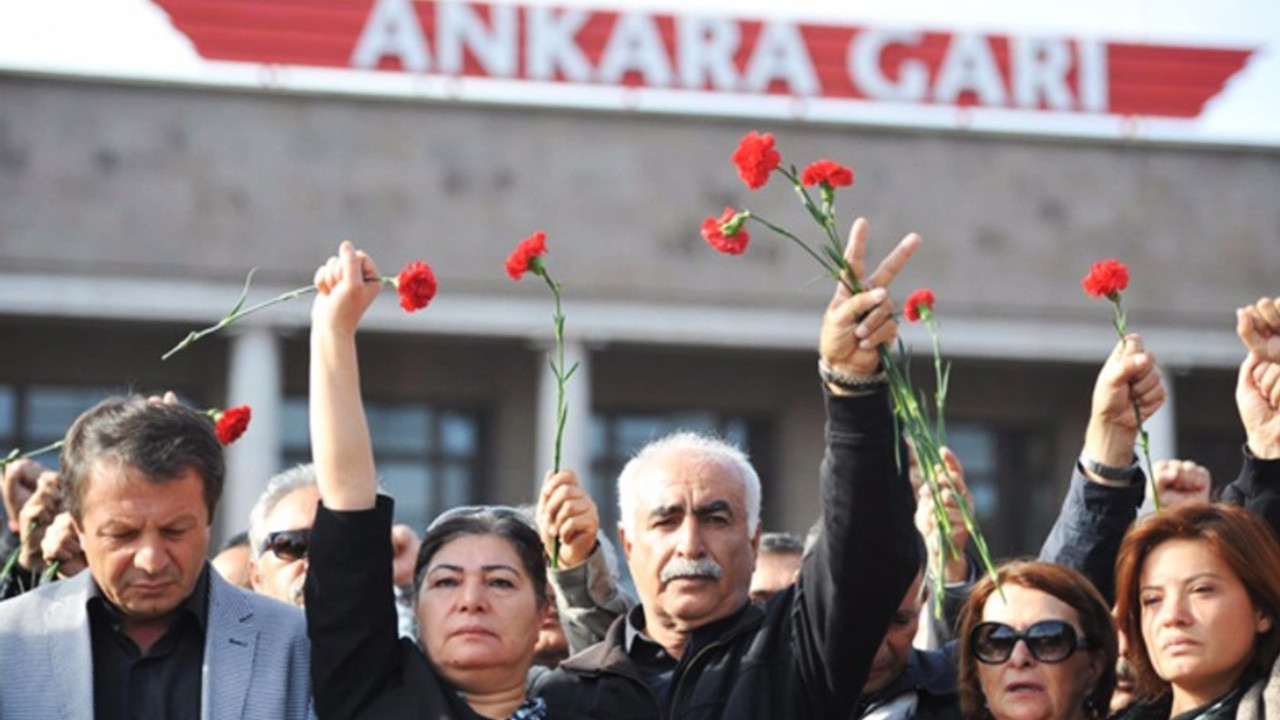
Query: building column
535 340 591 497
1141 366 1177 510
220 326 284 545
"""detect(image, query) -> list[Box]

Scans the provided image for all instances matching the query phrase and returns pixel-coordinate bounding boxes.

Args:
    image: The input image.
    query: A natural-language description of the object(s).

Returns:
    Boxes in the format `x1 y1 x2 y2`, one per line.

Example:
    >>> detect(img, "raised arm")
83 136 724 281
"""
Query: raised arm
798 218 921 717
1040 334 1163 604
305 241 400 720
309 240 382 510
536 470 630 653
1220 303 1280 532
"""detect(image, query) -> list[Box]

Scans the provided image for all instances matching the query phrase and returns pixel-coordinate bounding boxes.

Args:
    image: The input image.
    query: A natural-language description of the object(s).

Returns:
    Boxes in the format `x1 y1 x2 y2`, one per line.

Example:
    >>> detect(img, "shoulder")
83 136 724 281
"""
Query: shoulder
208 571 307 637
0 571 90 624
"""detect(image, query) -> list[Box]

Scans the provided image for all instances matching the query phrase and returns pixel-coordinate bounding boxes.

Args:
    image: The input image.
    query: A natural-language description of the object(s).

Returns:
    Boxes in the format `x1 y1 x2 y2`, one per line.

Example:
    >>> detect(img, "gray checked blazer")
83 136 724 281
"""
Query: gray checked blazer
0 564 315 720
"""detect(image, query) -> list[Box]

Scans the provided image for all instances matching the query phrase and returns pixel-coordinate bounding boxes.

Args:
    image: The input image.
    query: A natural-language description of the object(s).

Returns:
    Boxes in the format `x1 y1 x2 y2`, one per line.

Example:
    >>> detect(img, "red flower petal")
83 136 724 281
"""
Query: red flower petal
215 405 252 445
1081 259 1130 298
904 288 936 323
701 207 750 255
801 159 855 188
506 231 548 281
730 131 781 190
396 260 438 312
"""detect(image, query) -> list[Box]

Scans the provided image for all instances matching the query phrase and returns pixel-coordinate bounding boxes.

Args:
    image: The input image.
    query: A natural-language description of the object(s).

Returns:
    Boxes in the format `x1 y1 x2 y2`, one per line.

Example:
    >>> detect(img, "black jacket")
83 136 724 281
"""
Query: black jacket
856 646 961 720
531 386 921 720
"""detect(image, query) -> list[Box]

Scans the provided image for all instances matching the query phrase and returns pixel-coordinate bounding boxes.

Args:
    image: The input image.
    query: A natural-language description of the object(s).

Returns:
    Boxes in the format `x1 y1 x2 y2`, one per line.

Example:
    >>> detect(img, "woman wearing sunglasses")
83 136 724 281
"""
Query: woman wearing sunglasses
1111 503 1280 720
303 241 554 720
958 560 1117 720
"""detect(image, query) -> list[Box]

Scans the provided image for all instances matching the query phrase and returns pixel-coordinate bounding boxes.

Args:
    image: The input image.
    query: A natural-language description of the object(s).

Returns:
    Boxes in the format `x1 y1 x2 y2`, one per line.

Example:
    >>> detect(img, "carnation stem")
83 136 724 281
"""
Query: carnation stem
163 273 397 361
538 268 576 570
1109 297 1160 511
0 546 19 586
0 439 65 471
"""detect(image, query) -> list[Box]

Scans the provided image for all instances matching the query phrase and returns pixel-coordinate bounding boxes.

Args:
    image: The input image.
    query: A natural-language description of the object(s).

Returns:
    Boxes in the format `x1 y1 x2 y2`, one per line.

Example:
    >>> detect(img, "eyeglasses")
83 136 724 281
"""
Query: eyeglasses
970 620 1091 664
262 529 310 562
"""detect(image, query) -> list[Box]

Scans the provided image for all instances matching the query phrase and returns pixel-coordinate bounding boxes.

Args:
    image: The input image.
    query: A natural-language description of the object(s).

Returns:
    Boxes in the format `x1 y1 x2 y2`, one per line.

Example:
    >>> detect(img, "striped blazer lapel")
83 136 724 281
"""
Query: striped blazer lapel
45 573 95 720
203 570 258 720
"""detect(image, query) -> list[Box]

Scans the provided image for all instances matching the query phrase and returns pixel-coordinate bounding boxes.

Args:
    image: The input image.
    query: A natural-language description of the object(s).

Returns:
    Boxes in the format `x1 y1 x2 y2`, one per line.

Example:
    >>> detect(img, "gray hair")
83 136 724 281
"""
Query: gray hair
759 531 804 557
248 463 319 559
616 432 761 537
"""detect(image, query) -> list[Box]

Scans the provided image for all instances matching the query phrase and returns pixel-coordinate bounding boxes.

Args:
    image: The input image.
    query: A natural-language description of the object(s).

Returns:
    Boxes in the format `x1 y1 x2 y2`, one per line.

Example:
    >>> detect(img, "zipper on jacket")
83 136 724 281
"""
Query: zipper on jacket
667 640 725 719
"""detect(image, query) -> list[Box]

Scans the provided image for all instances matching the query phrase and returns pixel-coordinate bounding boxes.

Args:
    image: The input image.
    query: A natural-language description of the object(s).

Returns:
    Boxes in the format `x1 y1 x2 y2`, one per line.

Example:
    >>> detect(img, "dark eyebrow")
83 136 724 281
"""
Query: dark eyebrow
649 504 686 521
693 500 733 517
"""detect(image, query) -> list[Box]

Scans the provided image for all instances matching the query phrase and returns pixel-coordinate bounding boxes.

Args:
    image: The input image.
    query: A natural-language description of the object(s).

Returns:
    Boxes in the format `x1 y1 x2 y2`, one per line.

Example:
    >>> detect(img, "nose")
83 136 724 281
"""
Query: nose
457 576 489 612
133 535 170 575
1158 592 1192 627
674 516 706 558
1006 638 1036 668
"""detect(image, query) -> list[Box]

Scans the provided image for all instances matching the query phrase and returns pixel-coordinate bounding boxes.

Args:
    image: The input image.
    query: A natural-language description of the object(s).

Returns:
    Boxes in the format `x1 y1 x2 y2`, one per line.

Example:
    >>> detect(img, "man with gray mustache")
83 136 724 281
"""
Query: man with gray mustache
533 220 923 719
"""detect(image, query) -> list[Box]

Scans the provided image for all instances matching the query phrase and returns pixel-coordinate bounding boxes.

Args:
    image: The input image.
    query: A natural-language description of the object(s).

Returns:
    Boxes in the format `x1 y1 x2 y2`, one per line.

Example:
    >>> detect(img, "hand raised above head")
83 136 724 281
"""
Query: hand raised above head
1238 298 1280 362
1238 354 1280 459
818 218 921 381
536 469 599 570
1152 459 1211 509
312 240 383 336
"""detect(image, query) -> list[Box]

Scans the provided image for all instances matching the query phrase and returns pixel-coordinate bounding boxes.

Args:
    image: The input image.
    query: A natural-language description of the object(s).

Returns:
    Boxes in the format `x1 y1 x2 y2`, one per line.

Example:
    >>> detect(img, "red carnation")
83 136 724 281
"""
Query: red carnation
904 288 936 322
396 261 437 312
701 207 750 255
1082 259 1129 298
801 159 854 188
215 405 251 445
506 231 548 281
731 131 781 190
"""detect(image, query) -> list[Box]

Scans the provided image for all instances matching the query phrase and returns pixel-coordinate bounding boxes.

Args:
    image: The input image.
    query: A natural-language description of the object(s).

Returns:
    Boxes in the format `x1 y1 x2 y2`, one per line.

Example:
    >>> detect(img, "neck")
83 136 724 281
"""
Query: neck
120 613 178 655
460 681 528 720
1170 677 1243 717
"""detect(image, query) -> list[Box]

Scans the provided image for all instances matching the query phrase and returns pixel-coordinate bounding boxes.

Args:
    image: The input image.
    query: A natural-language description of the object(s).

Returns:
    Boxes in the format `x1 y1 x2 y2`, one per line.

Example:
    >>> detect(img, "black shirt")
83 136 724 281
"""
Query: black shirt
87 567 210 720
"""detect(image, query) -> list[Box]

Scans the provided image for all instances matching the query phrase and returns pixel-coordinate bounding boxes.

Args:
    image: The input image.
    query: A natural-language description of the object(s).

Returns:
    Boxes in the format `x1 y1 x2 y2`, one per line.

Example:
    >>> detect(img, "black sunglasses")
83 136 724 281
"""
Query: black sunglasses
970 620 1091 664
263 529 310 562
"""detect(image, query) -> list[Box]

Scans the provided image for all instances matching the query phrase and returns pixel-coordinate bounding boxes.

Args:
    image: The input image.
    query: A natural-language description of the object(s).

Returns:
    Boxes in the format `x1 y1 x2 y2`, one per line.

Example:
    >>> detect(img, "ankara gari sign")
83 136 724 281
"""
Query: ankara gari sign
3 0 1275 146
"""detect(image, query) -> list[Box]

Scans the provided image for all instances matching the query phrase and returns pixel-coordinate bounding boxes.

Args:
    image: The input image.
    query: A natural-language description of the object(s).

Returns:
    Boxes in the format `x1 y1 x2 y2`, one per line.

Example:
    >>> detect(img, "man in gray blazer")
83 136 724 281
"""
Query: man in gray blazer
0 396 313 720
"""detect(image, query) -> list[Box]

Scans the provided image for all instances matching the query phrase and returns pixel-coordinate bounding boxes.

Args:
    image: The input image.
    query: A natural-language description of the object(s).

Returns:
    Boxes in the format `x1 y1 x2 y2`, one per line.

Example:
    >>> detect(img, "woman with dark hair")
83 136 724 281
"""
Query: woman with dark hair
304 241 554 719
1112 503 1280 720
958 560 1117 720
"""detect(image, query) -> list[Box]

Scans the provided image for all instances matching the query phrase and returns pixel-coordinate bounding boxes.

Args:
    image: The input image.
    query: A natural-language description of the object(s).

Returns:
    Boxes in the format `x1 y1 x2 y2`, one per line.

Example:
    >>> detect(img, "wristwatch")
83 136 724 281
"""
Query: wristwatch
1080 454 1140 483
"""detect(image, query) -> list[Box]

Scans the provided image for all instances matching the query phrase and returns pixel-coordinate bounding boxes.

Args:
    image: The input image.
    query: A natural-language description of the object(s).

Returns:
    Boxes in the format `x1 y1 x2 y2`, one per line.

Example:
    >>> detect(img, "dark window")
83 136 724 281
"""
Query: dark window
280 398 486 533
945 422 1055 558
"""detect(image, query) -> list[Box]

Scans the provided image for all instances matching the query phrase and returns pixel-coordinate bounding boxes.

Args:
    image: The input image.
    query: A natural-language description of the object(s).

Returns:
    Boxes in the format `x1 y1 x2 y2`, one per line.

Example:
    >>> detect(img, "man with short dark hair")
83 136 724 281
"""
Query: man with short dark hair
0 396 314 720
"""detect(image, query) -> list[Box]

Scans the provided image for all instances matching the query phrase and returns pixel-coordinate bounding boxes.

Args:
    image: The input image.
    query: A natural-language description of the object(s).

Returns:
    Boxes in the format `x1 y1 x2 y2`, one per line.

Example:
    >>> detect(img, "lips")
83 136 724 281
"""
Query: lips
451 625 496 639
1005 681 1045 694
1162 637 1199 652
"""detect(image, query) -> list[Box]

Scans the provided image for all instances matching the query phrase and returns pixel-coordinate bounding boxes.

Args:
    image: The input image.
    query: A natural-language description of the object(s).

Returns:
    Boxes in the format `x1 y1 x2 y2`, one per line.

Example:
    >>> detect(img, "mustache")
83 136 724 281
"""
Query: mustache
660 557 724 583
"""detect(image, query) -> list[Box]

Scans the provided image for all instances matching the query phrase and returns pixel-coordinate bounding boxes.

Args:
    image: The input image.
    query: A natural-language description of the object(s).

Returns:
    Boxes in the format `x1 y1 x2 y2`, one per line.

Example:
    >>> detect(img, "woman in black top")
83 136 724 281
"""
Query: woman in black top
305 241 551 720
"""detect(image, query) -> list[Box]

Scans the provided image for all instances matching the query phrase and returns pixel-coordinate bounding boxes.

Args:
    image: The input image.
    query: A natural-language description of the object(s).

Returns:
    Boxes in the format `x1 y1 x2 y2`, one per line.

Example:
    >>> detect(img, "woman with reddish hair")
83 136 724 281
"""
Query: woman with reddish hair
1112 503 1280 720
958 560 1117 720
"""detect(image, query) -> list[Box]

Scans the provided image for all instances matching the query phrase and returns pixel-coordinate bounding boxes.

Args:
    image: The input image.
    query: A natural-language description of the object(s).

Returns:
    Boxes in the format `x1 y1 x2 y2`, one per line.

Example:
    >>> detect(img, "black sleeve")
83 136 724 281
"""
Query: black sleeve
1220 446 1280 539
1038 462 1144 605
305 496 402 720
792 385 921 718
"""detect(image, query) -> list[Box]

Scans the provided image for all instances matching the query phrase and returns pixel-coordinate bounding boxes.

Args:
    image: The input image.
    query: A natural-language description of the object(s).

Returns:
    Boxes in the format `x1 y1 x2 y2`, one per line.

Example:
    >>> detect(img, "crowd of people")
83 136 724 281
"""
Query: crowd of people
0 221 1279 720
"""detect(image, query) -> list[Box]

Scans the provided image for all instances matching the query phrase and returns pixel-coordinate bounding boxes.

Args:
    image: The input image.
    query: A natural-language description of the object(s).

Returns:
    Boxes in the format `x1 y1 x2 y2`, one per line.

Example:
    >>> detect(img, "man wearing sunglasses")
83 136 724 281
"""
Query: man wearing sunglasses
0 396 314 720
248 465 322 608
246 463 422 639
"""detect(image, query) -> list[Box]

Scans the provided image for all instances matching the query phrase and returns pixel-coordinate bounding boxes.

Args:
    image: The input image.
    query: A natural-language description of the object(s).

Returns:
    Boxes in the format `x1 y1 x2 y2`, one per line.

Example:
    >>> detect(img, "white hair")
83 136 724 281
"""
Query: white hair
247 463 318 560
616 432 761 537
